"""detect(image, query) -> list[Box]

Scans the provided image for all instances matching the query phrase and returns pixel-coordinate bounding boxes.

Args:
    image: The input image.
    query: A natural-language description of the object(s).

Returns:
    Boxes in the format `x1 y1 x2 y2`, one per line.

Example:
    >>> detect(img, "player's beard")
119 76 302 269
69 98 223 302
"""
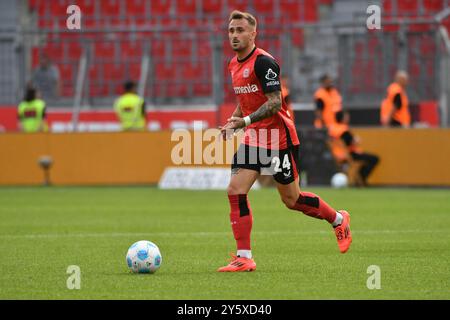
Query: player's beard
231 40 247 52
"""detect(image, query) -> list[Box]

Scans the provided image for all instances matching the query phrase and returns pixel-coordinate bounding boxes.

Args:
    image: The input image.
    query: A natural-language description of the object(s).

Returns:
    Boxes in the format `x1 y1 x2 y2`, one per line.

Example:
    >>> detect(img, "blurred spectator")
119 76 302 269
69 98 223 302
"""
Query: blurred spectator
31 53 61 102
114 81 146 131
314 74 342 129
380 70 411 128
328 111 379 186
17 86 48 133
281 75 294 122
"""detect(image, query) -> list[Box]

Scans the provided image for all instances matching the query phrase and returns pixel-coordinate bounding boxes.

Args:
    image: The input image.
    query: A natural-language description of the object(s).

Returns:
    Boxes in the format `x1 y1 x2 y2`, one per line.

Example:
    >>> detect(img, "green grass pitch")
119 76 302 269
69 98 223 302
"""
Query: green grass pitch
0 186 449 299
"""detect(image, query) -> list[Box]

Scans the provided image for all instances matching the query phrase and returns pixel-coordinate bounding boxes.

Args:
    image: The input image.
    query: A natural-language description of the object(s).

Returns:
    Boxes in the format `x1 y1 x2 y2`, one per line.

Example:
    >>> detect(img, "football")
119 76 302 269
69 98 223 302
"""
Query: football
331 172 348 188
126 240 162 274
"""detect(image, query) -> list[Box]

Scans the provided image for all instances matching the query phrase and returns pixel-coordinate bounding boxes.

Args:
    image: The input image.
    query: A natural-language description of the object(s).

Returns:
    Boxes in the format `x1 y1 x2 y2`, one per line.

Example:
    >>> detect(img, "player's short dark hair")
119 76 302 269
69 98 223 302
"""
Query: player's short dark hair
229 10 257 29
335 111 345 123
124 81 136 92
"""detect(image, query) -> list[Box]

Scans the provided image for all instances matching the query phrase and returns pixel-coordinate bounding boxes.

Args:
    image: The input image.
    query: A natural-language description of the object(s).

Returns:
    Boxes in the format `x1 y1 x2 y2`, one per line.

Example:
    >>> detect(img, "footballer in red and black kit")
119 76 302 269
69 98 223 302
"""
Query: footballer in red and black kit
218 10 352 273
228 46 300 185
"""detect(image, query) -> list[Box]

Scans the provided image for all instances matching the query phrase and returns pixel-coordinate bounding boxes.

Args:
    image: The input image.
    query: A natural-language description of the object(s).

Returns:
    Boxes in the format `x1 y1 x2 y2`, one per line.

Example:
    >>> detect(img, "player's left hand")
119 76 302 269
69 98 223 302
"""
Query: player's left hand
227 117 246 130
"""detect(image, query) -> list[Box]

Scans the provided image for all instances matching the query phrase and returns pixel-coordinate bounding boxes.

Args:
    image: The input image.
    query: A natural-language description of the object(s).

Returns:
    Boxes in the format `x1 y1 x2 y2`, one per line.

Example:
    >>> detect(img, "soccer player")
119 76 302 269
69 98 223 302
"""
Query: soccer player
218 11 352 272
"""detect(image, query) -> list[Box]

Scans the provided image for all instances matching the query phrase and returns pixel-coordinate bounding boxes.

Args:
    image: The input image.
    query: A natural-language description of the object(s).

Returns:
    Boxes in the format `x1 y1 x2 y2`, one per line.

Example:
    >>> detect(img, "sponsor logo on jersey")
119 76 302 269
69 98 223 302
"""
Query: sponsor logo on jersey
233 84 259 94
267 80 280 87
265 68 277 80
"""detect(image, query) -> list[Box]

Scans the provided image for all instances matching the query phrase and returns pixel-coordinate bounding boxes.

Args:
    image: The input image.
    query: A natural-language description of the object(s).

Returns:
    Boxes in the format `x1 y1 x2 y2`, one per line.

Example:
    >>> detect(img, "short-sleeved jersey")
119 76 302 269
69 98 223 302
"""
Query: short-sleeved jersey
228 47 299 150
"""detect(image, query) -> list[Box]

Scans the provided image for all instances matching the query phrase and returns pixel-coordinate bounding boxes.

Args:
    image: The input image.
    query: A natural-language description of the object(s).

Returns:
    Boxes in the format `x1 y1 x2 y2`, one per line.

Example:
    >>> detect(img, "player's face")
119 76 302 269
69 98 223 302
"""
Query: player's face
228 19 255 52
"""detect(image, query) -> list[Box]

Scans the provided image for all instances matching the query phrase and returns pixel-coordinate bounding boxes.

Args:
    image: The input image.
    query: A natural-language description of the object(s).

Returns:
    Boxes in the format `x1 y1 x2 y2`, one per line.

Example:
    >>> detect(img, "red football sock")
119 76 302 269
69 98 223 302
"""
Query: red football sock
292 191 337 224
228 194 253 250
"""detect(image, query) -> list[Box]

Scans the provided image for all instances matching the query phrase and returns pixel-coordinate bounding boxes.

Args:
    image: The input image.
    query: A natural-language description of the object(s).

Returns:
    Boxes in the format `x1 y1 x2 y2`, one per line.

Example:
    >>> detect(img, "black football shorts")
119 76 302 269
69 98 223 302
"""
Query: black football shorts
231 144 300 185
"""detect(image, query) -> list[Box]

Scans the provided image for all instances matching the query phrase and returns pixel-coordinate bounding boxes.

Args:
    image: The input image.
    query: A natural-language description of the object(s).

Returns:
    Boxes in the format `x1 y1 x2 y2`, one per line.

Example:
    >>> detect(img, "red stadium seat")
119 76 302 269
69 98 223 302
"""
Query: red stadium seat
151 40 166 57
176 0 197 15
31 47 40 68
121 41 143 59
64 41 83 61
193 83 212 96
226 0 249 12
90 83 109 96
127 63 141 80
383 0 393 15
155 64 177 80
174 83 189 96
88 66 100 80
77 0 95 16
397 0 418 15
279 0 301 21
151 0 172 15
126 0 146 16
50 1 68 16
182 63 202 80
43 43 64 61
172 39 192 58
423 0 444 13
94 42 116 58
59 64 74 80
100 0 121 16
103 63 124 81
304 0 318 22
253 0 275 15
202 0 222 14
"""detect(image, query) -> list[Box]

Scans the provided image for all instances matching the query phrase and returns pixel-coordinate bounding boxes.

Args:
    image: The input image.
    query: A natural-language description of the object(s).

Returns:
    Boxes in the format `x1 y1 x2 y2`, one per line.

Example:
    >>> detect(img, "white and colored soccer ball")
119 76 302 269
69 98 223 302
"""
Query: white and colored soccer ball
331 172 348 188
126 240 162 274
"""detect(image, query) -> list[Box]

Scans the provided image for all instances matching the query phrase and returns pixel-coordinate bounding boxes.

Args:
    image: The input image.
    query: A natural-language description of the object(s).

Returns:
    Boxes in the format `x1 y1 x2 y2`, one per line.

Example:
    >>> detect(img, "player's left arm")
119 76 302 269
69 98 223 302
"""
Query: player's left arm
227 55 282 129
247 91 281 123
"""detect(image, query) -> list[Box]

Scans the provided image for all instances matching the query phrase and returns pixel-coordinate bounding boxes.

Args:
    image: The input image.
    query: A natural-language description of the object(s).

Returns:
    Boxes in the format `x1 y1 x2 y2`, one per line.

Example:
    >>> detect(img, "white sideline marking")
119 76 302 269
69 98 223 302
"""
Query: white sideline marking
0 230 448 239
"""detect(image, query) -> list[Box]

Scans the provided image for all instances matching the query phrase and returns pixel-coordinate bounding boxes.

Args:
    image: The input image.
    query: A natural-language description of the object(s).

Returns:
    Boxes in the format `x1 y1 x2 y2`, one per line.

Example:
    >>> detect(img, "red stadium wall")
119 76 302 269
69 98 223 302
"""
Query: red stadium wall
0 106 220 132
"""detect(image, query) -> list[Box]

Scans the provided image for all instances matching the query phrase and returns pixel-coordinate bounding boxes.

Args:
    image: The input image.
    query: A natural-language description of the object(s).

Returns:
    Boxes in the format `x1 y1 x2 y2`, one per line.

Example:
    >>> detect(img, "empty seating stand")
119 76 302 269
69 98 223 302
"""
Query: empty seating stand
28 0 328 99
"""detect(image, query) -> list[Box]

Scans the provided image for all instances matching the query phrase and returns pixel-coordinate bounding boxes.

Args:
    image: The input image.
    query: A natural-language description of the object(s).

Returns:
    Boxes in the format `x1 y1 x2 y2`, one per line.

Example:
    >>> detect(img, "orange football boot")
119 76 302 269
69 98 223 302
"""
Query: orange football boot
334 210 352 253
217 254 256 272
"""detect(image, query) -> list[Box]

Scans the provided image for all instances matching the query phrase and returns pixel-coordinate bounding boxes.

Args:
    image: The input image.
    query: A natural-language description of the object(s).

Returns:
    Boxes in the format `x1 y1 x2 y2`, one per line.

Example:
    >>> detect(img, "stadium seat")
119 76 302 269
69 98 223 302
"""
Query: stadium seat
423 0 444 13
176 0 197 15
127 63 141 80
77 0 95 16
90 83 109 96
155 63 177 80
193 83 212 96
151 0 172 15
43 43 64 61
253 0 275 15
172 39 192 58
182 63 202 80
121 41 143 59
59 64 74 81
202 0 222 15
279 0 301 21
100 0 121 16
31 47 40 68
397 0 418 16
383 0 393 15
94 42 116 58
304 0 318 22
103 63 124 81
50 1 68 16
226 0 249 12
126 0 146 16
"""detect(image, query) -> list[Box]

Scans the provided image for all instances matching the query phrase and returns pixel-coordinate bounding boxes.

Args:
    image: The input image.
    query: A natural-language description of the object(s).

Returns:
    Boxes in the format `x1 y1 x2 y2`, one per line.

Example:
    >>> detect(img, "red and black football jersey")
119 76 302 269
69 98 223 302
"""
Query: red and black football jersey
228 47 299 149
